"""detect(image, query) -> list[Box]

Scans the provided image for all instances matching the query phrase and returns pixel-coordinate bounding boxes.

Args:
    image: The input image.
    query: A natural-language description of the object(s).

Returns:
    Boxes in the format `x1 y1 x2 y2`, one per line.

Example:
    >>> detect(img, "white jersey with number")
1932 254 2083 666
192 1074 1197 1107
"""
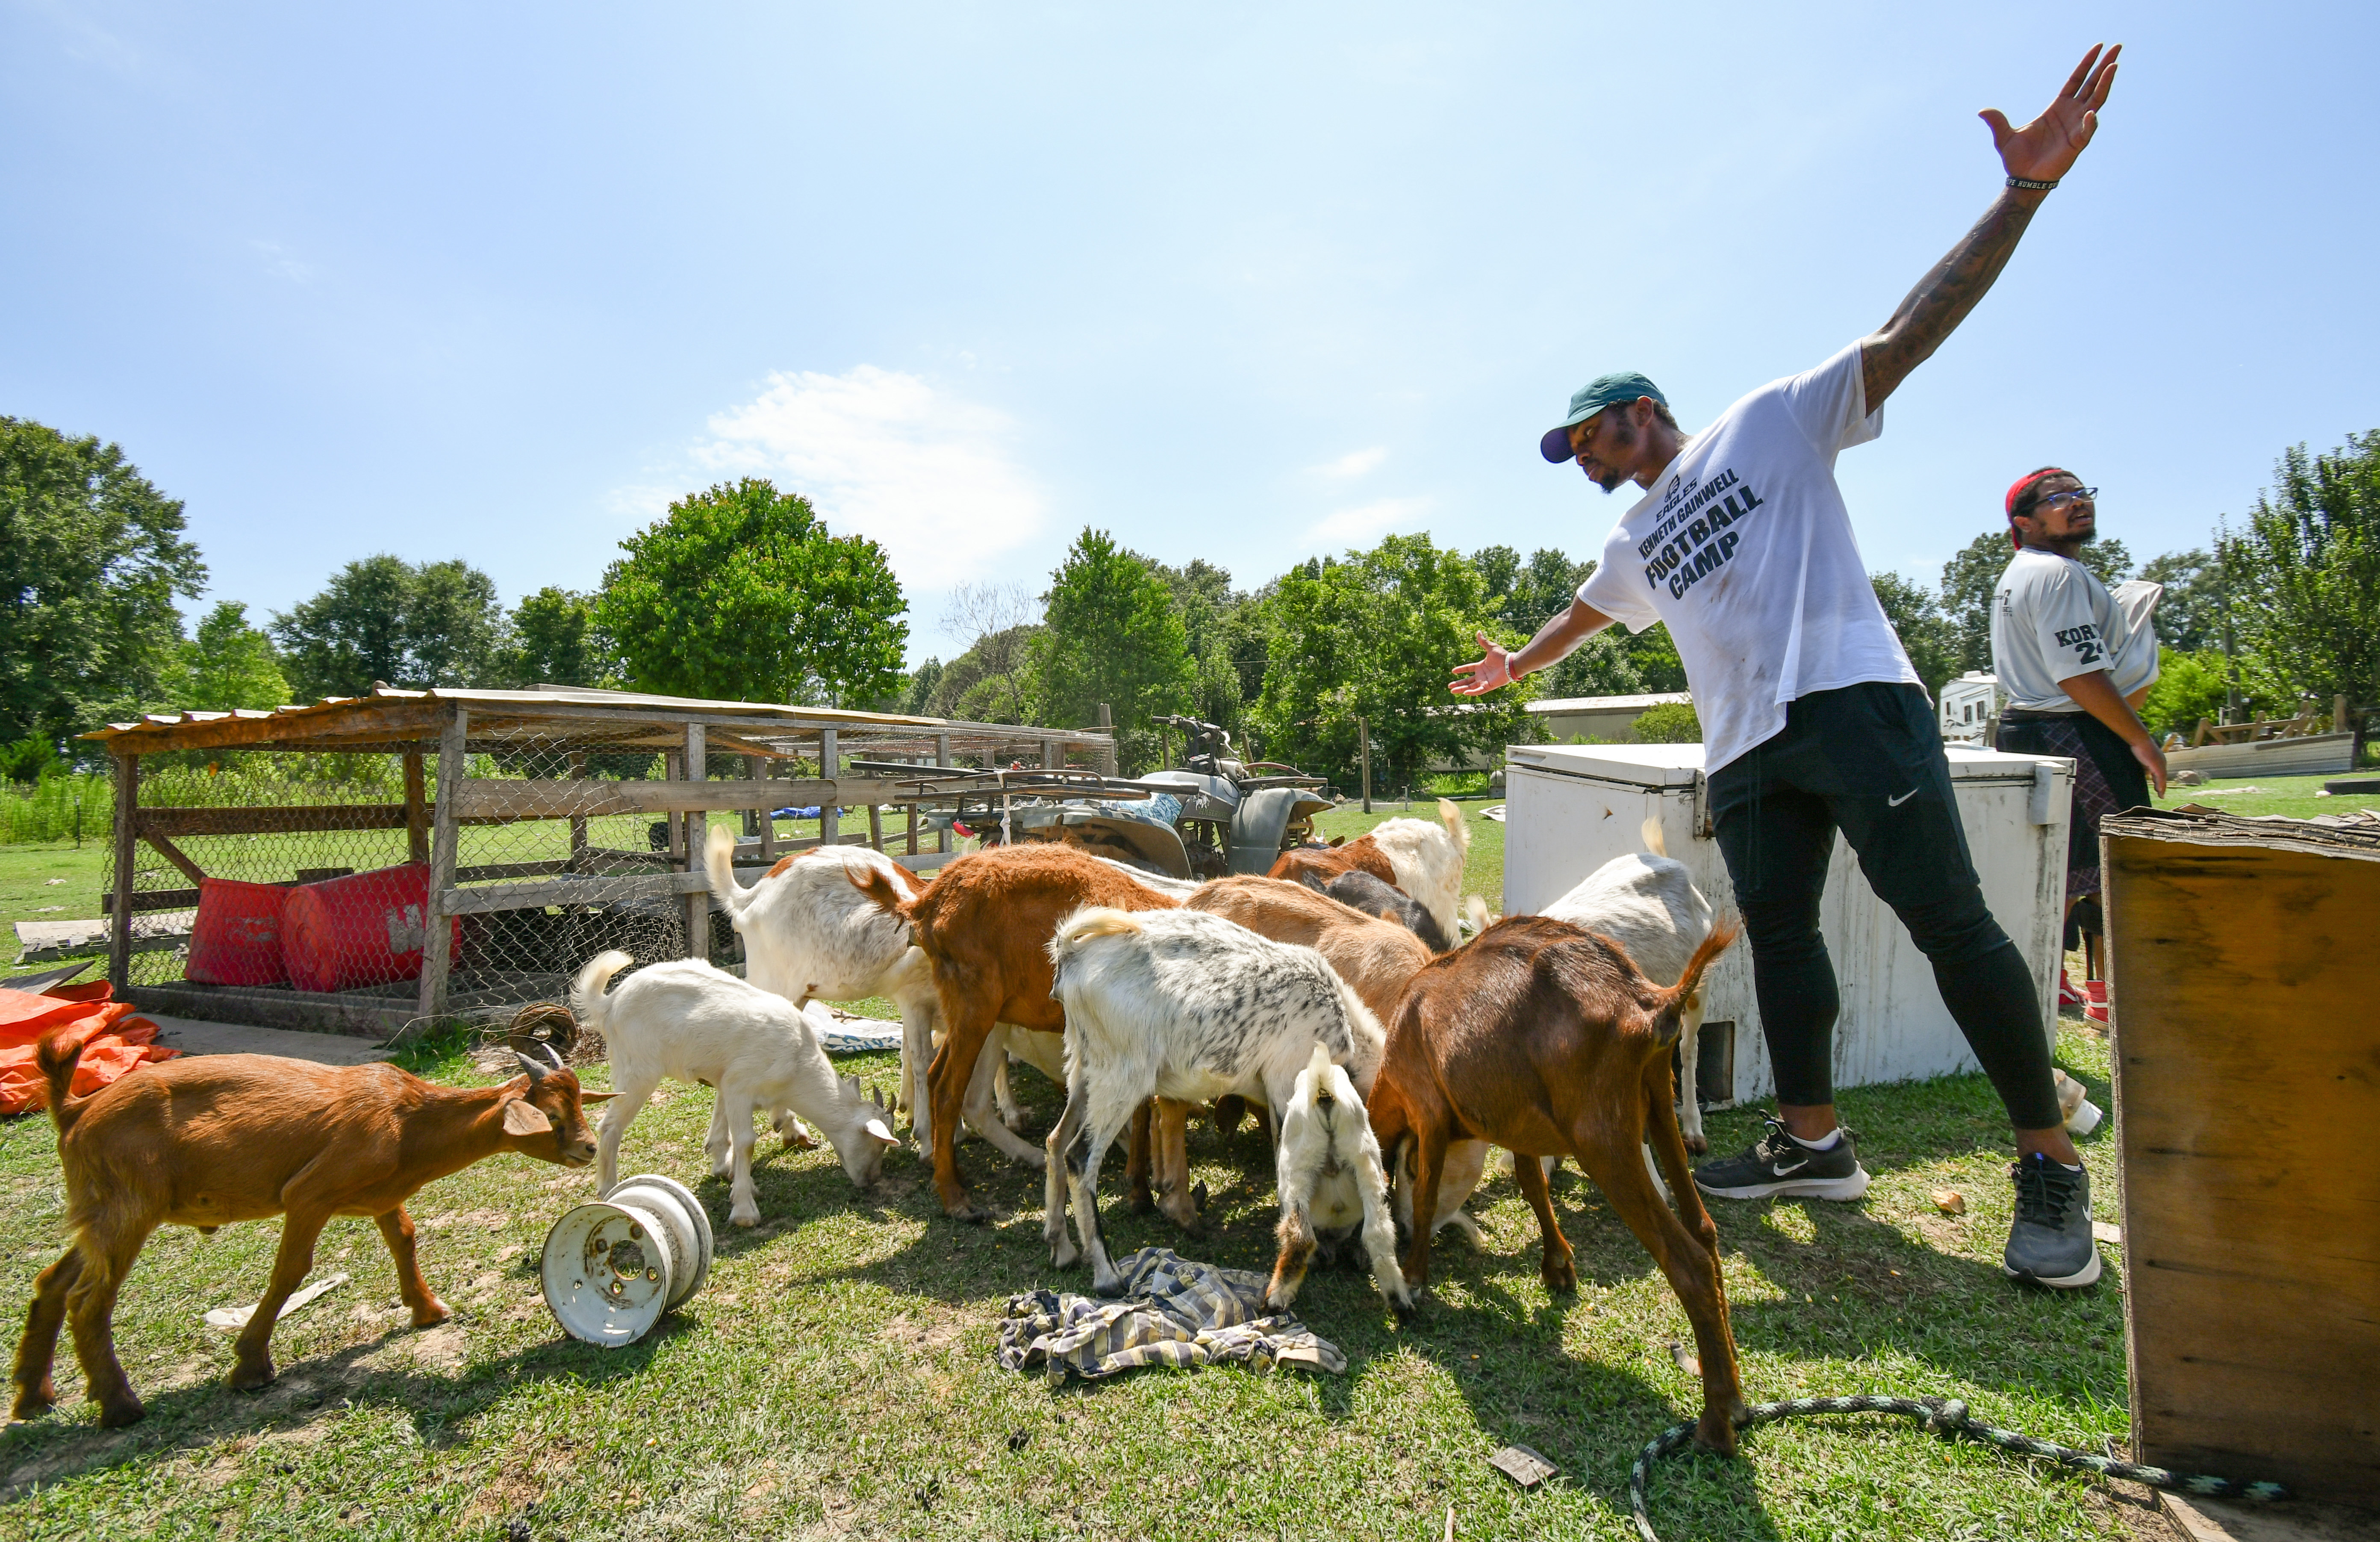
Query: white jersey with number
1574 341 1919 772
1991 548 2161 711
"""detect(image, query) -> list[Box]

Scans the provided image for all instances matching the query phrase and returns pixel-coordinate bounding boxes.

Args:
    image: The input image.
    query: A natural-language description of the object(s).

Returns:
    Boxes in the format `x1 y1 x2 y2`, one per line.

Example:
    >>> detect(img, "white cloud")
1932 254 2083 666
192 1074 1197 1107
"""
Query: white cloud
680 366 1044 589
1311 446 1388 479
250 240 314 283
1304 496 1431 550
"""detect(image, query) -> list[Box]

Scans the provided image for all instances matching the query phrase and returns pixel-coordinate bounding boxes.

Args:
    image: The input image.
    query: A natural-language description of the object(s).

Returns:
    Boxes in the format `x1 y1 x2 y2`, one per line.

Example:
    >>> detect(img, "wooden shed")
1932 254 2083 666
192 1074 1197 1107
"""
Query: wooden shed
82 686 1121 1038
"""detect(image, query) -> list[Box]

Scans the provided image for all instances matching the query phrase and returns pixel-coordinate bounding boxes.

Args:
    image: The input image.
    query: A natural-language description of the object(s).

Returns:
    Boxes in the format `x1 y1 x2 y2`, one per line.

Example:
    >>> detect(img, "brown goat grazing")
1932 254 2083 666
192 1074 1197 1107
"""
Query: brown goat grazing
12 1035 607 1429
1267 835 1399 895
1106 876 1441 1229
848 843 1175 1220
1369 914 1749 1454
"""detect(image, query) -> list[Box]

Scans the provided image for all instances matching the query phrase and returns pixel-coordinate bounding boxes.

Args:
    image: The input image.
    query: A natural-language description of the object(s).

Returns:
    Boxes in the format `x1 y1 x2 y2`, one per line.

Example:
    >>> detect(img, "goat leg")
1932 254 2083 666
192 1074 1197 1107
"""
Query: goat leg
1513 1148 1577 1294
1066 1120 1126 1297
1573 1109 1747 1455
1351 1122 1416 1319
374 1206 449 1327
928 1007 995 1221
961 1033 1046 1168
724 1091 763 1227
1042 1084 1092 1268
1154 1099 1201 1231
10 1246 81 1419
1267 1200 1317 1309
1396 1122 1451 1295
229 1209 332 1392
1125 1102 1155 1212
1676 996 1708 1155
65 1230 149 1427
1643 1059 1720 1262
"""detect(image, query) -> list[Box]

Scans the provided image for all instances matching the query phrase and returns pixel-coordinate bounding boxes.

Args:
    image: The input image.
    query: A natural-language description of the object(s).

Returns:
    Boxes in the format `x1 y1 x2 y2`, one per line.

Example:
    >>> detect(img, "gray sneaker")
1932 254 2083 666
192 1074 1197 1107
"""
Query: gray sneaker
2003 1154 2101 1288
1694 1117 1871 1200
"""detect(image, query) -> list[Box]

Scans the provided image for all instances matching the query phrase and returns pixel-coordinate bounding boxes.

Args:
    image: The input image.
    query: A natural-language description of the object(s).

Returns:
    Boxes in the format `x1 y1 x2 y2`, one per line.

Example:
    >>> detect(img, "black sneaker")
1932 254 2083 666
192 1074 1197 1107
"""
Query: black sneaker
2003 1154 2100 1288
1693 1118 1871 1201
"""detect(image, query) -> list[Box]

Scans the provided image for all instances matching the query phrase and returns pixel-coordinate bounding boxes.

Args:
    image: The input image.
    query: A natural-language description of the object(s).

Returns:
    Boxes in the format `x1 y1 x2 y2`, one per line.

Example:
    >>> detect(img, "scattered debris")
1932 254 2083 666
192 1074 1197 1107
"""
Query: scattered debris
1006 1429 1031 1452
1488 1444 1559 1489
1932 1189 1966 1216
1482 805 1507 823
2092 1221 2122 1247
1443 1503 1456 1541
203 1272 350 1330
1666 1340 1702 1377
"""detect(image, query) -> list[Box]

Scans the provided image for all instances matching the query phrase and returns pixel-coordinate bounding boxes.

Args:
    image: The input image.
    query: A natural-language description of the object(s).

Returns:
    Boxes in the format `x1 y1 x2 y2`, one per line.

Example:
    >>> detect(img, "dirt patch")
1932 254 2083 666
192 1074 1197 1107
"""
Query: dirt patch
460 1466 545 1526
876 1310 967 1355
418 1210 511 1233
406 1324 471 1373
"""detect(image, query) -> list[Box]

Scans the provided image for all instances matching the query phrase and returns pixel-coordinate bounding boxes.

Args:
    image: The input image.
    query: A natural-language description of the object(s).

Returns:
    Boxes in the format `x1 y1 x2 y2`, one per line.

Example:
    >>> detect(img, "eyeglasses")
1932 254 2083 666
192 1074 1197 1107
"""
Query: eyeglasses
2033 486 2098 511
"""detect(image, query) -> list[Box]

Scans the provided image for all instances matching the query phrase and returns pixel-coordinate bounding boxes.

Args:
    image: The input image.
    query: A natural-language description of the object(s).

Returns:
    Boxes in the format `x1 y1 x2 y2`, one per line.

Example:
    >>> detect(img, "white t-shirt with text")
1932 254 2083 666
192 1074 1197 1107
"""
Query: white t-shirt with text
1990 548 2162 711
1574 342 1920 772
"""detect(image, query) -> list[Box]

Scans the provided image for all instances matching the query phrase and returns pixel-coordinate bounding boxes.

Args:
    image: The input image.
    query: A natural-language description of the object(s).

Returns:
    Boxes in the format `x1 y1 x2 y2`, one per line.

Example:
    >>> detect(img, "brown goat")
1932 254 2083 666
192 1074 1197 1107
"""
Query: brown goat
12 1035 608 1428
848 843 1175 1220
1368 914 1749 1454
1267 834 1399 894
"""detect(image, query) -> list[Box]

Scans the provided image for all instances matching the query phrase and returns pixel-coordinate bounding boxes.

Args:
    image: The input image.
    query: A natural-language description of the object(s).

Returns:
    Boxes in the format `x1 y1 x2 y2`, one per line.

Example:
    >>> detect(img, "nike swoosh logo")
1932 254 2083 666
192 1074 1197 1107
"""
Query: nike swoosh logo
1888 789 1917 807
1770 1158 1809 1177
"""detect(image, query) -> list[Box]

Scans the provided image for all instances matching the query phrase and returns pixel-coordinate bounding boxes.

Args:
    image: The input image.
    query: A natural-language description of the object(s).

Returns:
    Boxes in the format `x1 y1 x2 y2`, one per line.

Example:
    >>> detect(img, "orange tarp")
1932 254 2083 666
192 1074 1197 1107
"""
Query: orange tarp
0 982 178 1114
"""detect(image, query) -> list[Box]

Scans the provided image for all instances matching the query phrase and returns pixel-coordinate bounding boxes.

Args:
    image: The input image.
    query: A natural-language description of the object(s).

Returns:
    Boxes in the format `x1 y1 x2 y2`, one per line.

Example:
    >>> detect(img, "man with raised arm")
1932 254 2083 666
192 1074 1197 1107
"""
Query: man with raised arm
1452 46 2121 1289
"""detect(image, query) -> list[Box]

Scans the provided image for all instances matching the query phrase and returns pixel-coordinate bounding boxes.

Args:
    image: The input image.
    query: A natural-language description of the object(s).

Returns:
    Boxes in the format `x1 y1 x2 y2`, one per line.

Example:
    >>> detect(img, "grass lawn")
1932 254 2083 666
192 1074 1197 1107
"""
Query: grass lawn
0 1014 2175 1541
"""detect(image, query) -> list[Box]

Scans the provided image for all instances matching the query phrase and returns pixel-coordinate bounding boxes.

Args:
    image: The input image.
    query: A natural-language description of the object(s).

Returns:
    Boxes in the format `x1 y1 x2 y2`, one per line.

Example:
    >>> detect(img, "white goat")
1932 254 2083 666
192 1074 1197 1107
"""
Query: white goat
1368 799 1472 943
702 826 1035 1165
1040 906 1411 1315
571 951 900 1225
1269 1045 1403 1311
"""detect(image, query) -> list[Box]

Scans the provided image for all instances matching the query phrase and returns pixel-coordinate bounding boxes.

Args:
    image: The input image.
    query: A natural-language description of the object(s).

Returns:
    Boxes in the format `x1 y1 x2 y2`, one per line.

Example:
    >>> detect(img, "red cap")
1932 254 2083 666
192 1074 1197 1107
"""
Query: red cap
2004 466 2072 549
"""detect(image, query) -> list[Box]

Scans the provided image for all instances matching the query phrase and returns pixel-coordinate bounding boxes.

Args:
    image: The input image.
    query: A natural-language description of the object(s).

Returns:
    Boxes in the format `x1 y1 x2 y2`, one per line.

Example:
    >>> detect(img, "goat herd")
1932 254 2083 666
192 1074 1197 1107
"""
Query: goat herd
15 801 1753 1456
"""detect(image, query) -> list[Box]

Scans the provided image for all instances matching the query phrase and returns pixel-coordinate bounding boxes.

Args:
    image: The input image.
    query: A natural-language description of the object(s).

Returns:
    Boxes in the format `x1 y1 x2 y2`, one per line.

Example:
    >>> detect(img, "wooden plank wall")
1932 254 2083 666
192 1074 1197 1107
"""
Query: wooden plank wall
2104 831 2380 1506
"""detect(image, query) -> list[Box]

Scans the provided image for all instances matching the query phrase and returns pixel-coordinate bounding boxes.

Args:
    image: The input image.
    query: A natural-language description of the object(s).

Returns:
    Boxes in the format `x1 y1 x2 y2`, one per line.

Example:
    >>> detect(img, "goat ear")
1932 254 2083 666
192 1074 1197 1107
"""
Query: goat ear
577 1091 618 1104
502 1098 554 1136
863 1117 898 1147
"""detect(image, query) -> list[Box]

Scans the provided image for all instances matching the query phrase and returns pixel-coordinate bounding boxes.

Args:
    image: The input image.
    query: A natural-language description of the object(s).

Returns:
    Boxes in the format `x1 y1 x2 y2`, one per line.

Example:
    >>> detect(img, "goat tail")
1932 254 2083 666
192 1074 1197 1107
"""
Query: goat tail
570 949 633 1035
35 1030 88 1133
1462 893 1492 938
1650 921 1737 1044
1640 813 1669 858
844 863 915 924
702 823 753 920
1435 798 1470 858
1044 905 1142 971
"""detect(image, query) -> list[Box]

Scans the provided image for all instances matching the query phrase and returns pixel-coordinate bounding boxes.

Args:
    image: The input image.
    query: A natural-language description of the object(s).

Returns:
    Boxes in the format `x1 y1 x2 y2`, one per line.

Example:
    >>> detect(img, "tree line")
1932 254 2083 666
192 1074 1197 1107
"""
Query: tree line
5 411 2374 784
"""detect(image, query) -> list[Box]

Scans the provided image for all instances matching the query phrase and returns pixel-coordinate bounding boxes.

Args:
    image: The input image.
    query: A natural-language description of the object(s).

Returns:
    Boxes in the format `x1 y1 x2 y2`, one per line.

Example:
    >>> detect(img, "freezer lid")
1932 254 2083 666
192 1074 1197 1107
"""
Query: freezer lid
1505 740 2064 787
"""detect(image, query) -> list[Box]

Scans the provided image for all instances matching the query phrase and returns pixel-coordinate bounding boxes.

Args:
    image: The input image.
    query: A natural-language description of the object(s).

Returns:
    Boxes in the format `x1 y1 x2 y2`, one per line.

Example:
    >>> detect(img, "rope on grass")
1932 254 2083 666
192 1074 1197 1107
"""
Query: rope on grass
1627 1395 2290 1542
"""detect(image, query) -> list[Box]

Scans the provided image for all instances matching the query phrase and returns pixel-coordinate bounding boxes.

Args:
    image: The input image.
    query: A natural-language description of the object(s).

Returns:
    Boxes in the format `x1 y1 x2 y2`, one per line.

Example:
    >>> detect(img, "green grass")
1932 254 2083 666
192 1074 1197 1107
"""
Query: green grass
0 1021 2165 1541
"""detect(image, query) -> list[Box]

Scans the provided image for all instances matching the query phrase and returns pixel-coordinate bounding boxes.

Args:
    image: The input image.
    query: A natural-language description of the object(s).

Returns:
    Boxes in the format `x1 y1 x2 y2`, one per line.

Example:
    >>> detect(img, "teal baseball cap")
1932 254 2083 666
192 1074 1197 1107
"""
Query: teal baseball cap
1540 372 1667 463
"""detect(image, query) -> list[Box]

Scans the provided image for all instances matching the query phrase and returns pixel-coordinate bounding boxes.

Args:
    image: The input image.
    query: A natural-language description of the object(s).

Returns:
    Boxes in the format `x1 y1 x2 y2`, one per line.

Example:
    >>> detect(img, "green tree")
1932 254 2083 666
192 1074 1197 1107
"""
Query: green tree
0 418 206 744
2136 548 2221 654
901 657 945 716
159 602 291 711
1632 700 1703 743
1149 558 1253 743
496 586 615 688
2138 647 2231 741
1252 536 1535 790
1031 529 1193 768
1870 572 1959 697
2231 431 2380 711
272 554 507 699
931 584 1042 727
1940 528 2132 675
598 479 907 708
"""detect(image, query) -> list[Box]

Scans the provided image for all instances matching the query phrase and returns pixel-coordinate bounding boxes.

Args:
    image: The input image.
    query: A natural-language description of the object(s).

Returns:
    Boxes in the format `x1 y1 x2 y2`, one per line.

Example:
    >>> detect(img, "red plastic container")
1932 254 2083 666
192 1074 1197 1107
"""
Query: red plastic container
185 878 290 986
281 864 459 994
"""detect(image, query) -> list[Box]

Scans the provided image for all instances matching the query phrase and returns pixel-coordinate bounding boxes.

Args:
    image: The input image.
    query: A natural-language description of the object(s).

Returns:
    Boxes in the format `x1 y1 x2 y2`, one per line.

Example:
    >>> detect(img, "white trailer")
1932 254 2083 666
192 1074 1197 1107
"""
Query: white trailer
1939 672 2001 742
1502 742 2072 1109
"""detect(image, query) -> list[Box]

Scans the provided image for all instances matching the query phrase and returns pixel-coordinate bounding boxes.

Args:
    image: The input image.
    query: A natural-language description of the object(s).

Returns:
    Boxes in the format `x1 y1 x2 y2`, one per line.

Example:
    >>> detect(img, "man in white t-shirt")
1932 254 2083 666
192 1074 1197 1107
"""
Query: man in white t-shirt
1452 46 2122 1290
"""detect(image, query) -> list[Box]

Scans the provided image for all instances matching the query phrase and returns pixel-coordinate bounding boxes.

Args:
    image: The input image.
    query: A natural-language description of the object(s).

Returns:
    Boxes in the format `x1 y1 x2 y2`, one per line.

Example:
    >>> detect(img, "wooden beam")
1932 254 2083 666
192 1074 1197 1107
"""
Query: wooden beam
418 707 467 1019
566 751 588 867
109 753 138 990
140 829 208 887
819 727 839 849
89 700 451 755
440 870 706 916
404 752 430 864
104 887 206 914
683 721 708 961
140 804 412 836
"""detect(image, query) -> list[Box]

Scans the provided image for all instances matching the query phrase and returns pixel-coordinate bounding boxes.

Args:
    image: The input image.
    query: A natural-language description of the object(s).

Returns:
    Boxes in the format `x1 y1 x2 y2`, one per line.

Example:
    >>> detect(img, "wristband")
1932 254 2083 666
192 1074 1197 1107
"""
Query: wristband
2006 175 2059 192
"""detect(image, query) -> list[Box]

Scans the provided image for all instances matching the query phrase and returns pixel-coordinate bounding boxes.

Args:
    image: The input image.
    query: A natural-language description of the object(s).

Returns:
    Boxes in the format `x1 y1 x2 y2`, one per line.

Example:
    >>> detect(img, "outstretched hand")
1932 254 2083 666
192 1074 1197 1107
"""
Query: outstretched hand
1450 632 1514 697
1980 44 2120 184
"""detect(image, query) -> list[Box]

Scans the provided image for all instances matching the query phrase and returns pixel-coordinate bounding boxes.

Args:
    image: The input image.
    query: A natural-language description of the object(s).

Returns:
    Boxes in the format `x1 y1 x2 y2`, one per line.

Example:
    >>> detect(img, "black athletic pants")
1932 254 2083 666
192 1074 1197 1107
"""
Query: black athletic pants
1707 682 2063 1131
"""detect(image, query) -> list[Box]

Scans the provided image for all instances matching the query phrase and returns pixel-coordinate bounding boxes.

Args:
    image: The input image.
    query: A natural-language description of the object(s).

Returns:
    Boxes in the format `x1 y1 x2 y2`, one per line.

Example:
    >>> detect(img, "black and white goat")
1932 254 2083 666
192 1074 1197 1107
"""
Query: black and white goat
571 950 900 1225
1040 906 1411 1314
1268 1044 1402 1309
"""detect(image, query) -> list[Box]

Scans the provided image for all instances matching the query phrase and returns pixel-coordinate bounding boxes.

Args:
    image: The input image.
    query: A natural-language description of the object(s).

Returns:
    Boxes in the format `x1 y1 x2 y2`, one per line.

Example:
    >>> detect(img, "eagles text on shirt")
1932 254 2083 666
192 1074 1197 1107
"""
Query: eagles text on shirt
1638 468 1764 600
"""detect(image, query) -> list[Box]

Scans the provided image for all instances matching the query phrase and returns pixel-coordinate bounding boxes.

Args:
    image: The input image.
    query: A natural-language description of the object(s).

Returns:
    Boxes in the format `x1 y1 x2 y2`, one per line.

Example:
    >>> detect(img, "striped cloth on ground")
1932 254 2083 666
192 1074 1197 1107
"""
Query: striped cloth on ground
996 1247 1344 1384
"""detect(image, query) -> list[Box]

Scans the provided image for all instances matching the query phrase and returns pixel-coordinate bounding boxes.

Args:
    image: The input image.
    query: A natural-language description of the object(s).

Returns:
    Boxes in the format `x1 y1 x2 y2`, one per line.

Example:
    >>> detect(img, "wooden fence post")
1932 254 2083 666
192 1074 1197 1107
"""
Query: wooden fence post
1359 717 1372 814
566 752 588 870
819 728 839 849
404 752 431 865
417 707 468 1019
935 732 951 854
756 754 776 865
109 752 138 992
683 722 708 961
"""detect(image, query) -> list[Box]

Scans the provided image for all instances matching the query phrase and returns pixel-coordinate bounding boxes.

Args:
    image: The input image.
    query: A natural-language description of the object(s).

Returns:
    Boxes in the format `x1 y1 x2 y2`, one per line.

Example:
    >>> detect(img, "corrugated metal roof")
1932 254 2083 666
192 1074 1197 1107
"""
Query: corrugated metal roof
1526 692 1693 714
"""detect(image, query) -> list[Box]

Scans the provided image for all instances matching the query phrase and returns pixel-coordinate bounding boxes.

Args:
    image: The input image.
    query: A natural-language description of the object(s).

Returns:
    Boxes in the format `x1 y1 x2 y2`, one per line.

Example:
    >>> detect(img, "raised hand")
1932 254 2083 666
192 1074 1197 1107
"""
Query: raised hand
1450 632 1514 697
1980 44 2121 184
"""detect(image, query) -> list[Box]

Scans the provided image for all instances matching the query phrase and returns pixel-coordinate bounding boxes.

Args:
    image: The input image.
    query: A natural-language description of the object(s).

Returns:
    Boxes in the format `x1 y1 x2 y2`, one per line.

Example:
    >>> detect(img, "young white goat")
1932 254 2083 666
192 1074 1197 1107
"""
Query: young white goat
703 826 1036 1164
571 951 900 1225
1040 906 1411 1315
1268 1044 1403 1311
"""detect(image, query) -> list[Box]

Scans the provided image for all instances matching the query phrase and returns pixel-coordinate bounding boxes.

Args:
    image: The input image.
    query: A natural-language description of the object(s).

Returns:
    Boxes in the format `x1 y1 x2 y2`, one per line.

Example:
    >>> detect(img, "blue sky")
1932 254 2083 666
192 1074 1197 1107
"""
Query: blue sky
7 3 2376 668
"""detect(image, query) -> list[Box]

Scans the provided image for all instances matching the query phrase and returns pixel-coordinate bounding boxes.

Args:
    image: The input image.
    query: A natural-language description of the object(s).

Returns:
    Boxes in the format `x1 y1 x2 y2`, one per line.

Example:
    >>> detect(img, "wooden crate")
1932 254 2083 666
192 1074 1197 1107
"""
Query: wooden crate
2103 808 2380 1507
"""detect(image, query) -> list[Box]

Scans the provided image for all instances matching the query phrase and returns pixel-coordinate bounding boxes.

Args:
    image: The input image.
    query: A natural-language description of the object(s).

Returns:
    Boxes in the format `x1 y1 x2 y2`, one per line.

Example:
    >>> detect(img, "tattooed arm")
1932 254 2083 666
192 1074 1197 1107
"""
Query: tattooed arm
1861 44 2121 410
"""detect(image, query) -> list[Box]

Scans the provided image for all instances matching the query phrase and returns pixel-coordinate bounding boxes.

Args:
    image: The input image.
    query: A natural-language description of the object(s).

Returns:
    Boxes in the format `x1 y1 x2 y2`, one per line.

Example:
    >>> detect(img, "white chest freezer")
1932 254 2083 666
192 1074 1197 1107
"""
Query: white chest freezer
1502 742 2072 1106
